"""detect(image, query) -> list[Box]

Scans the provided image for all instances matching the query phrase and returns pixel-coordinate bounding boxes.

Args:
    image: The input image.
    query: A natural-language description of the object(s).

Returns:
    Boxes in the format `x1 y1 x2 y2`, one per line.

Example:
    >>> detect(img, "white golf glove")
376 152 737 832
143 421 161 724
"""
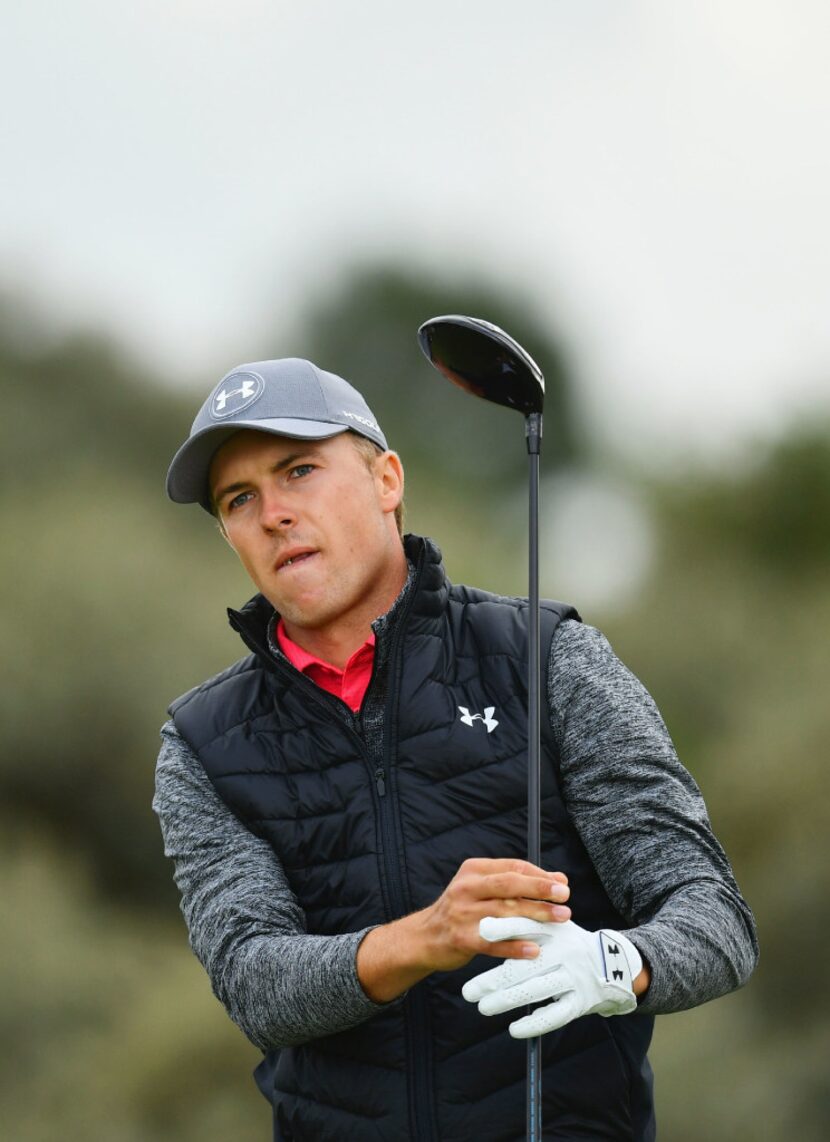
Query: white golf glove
462 918 642 1039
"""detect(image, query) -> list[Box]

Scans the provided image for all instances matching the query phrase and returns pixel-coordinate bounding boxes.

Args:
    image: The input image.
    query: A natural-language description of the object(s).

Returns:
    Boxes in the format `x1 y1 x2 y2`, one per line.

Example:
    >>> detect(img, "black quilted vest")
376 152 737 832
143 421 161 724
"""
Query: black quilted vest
171 535 655 1141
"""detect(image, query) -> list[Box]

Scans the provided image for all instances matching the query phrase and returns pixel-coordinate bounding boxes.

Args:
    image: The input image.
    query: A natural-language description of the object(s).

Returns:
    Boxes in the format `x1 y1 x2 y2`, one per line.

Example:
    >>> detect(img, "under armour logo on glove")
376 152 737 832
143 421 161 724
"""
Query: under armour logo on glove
458 706 499 733
598 932 635 991
462 918 642 1038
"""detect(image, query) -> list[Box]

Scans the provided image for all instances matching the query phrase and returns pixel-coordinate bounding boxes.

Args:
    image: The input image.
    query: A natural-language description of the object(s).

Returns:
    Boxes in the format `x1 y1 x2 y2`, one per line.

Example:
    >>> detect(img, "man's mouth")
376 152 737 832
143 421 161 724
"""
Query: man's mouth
276 549 318 572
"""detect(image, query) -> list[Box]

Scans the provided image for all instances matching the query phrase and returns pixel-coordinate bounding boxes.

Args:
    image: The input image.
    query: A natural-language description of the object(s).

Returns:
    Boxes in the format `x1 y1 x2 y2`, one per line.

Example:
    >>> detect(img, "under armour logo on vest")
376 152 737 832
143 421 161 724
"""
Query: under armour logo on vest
458 706 499 733
215 380 255 411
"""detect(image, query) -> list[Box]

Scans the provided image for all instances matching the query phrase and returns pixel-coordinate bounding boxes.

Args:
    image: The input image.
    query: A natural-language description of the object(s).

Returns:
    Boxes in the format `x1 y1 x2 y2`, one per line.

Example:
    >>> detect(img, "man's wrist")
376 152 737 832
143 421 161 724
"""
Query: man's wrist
618 933 651 999
633 957 651 998
355 908 436 1004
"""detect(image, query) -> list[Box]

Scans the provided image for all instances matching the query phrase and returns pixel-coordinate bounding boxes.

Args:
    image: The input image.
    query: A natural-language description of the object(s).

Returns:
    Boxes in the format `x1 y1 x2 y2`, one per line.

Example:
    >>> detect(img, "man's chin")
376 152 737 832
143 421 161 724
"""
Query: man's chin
268 597 334 632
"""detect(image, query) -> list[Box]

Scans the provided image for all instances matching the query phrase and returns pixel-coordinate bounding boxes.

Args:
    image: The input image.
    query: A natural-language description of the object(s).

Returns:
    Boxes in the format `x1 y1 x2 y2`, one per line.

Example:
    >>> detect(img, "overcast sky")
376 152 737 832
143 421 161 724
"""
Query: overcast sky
4 0 829 465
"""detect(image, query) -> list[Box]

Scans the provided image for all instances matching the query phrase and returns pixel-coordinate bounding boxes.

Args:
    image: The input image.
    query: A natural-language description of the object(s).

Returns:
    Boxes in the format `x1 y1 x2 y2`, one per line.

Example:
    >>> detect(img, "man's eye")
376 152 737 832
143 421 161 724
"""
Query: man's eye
228 491 254 511
290 464 315 479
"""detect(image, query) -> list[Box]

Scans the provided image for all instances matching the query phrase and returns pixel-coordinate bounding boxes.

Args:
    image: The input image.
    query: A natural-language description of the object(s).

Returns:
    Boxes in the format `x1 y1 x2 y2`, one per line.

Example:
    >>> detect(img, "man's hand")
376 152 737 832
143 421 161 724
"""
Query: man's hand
461 918 644 1038
356 859 571 1003
417 858 572 972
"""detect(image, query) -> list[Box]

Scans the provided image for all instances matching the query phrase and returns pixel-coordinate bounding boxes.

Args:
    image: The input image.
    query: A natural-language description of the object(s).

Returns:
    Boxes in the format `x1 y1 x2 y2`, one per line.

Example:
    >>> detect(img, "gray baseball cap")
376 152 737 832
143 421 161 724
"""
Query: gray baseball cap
166 358 388 511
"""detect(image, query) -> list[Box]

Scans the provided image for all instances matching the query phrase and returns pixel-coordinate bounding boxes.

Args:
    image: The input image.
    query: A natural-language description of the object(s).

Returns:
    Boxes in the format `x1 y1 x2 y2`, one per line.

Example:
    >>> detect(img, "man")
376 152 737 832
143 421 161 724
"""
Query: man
155 357 757 1141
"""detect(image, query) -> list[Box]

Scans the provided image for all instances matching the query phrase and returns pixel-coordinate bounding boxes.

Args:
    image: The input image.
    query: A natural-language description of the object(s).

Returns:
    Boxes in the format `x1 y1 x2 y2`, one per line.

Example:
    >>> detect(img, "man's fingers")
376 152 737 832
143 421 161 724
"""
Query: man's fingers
462 943 557 1001
461 858 568 886
462 956 533 1002
462 965 502 1003
493 897 571 924
471 888 571 926
478 970 570 1016
480 916 550 944
480 916 577 944
508 993 581 1039
469 939 543 968
472 871 570 904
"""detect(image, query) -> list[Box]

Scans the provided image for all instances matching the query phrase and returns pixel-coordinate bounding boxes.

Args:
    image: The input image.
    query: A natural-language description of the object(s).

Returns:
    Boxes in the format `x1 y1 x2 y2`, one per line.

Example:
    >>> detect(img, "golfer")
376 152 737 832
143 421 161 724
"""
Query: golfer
154 357 757 1141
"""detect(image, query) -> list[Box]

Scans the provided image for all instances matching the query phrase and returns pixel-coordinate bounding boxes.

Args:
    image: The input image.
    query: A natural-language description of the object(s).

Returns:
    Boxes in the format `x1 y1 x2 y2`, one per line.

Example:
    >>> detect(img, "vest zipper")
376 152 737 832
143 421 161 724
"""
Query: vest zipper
379 569 440 1142
373 712 439 1142
264 651 439 1142
229 551 440 1140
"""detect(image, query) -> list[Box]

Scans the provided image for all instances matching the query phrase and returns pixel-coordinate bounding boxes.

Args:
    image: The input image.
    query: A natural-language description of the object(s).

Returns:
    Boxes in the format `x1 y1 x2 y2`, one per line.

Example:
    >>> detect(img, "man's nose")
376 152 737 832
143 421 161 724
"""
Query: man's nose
259 488 296 532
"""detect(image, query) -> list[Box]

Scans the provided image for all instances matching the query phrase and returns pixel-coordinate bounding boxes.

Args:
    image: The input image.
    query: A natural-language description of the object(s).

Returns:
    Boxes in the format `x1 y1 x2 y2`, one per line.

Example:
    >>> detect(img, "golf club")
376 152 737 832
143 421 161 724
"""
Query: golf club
417 314 545 1142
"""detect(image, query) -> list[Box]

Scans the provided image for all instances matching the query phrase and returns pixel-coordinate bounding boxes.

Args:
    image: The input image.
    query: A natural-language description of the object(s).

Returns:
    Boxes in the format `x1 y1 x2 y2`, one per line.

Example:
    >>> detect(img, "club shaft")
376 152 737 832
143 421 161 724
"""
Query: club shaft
527 433 541 867
525 413 542 1141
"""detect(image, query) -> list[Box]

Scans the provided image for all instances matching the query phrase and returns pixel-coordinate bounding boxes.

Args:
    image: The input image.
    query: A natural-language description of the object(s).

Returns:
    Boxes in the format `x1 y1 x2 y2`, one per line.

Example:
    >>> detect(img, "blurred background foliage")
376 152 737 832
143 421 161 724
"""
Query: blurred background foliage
2 264 828 1140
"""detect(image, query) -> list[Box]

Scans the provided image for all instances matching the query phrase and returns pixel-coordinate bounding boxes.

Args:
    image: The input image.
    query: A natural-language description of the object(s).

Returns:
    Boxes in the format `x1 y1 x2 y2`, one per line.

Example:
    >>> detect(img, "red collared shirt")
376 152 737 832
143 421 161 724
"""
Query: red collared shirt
276 619 375 712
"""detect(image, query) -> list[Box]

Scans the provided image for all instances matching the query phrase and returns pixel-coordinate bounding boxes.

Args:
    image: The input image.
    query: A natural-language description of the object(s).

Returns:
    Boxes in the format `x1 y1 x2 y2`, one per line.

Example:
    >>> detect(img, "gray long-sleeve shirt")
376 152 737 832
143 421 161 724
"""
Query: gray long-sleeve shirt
153 617 758 1052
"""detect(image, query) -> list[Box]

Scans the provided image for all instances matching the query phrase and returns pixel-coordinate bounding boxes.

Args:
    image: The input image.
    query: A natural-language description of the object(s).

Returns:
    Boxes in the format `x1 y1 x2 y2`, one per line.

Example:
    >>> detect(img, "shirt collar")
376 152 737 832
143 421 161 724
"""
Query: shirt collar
276 619 375 675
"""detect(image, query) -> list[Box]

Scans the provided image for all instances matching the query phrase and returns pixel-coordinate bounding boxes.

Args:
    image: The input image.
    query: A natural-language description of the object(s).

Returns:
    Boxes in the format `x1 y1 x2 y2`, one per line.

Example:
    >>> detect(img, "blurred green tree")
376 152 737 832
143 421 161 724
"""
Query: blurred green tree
295 263 582 482
0 266 582 904
2 278 828 1140
601 419 830 1141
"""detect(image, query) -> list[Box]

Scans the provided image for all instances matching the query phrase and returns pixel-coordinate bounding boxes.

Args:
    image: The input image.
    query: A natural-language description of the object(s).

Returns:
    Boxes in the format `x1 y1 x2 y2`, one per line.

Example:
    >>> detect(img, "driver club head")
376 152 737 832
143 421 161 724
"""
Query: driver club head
417 315 545 416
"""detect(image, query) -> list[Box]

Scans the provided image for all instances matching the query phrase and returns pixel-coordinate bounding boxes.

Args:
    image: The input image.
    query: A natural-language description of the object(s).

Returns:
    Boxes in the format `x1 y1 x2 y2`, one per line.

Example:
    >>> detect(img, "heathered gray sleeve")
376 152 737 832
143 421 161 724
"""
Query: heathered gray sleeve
153 720 395 1050
548 620 759 1015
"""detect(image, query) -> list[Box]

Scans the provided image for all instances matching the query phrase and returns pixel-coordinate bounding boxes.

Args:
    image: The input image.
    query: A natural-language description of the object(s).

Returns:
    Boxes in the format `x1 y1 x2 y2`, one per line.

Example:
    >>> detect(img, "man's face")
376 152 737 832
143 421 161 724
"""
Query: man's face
210 430 405 638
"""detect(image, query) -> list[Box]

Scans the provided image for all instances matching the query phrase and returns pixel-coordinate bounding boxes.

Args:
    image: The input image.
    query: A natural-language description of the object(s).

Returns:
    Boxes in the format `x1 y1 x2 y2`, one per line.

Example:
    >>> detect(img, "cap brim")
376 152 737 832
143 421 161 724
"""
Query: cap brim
166 418 350 510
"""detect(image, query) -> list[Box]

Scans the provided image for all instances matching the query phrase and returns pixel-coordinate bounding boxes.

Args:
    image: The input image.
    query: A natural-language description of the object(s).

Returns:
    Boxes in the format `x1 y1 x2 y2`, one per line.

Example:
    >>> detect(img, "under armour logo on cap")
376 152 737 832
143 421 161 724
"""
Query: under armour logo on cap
458 706 499 733
210 371 265 420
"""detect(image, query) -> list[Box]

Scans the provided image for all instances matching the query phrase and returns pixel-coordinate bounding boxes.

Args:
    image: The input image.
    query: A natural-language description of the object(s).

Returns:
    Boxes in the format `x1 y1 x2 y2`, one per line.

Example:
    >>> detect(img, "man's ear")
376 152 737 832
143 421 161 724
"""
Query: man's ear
376 450 404 515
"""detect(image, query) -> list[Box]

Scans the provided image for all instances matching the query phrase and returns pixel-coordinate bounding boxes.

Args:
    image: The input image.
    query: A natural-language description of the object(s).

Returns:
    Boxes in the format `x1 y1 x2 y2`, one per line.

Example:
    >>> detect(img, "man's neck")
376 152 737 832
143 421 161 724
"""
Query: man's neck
281 556 409 670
